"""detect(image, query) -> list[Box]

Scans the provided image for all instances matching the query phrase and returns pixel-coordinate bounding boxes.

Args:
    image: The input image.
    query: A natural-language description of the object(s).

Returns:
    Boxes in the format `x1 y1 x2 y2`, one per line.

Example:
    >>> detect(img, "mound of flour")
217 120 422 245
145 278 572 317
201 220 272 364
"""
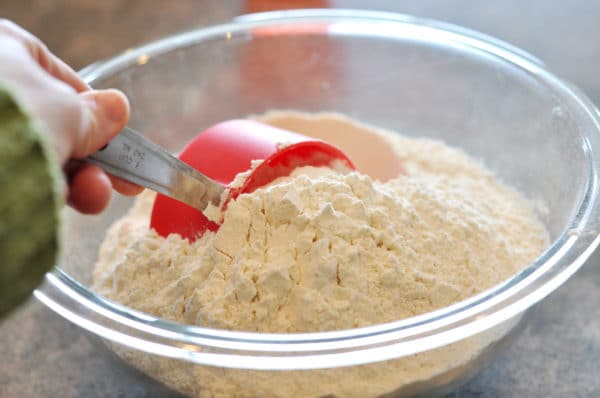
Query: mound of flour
92 112 549 396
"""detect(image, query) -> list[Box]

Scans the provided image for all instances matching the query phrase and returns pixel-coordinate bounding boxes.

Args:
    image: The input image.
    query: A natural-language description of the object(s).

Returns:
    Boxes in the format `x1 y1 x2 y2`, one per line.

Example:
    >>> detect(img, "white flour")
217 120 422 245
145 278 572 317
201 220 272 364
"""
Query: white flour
93 112 549 397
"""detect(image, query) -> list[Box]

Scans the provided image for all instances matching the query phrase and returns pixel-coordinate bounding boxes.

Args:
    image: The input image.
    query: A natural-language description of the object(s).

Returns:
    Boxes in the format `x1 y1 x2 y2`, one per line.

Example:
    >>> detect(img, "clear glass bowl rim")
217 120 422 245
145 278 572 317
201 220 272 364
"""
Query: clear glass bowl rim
34 9 600 370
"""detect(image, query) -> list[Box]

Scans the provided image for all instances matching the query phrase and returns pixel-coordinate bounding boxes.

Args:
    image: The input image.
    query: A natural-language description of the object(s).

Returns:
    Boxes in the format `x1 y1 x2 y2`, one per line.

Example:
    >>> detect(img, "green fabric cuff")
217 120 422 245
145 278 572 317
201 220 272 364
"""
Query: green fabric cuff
0 88 64 318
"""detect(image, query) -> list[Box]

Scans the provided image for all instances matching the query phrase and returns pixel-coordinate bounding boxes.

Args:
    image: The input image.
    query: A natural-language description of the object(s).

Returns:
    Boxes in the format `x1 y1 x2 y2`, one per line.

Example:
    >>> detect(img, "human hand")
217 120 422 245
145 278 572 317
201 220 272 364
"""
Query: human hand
0 20 142 214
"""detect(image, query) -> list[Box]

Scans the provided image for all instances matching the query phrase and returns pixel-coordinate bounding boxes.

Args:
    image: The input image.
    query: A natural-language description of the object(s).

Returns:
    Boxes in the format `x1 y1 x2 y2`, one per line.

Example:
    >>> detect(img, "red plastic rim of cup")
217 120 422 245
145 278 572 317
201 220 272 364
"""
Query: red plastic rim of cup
150 119 355 241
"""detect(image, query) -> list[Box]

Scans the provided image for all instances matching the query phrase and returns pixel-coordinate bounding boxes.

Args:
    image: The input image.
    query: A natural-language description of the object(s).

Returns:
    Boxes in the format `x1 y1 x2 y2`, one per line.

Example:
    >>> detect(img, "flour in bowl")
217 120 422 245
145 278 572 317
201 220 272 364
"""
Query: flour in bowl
92 111 549 397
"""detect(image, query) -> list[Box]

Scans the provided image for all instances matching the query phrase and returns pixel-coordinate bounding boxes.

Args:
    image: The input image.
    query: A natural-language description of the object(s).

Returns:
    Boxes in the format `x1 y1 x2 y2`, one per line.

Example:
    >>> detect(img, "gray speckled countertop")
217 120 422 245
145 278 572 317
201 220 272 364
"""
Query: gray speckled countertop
2 1 600 397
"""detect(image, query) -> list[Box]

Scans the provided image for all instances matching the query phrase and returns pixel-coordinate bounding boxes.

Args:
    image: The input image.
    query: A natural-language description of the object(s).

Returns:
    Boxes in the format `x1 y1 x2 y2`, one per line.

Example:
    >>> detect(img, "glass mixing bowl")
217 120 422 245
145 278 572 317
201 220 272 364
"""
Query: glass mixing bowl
34 9 600 398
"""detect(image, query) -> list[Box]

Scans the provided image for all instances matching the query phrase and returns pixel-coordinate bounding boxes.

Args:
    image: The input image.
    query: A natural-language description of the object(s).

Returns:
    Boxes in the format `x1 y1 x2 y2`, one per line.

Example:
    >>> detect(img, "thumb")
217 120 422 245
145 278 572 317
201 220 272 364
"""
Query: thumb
71 89 130 159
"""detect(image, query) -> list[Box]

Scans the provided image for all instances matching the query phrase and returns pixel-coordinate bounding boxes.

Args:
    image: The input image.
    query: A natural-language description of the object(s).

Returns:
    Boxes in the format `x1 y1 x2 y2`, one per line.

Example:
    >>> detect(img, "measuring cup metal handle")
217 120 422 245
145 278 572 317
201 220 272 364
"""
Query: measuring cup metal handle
85 127 223 211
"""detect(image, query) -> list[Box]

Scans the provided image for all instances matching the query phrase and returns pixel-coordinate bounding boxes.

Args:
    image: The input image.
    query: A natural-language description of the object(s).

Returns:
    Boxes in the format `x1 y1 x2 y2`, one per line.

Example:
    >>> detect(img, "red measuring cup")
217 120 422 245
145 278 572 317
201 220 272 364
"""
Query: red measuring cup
150 120 355 241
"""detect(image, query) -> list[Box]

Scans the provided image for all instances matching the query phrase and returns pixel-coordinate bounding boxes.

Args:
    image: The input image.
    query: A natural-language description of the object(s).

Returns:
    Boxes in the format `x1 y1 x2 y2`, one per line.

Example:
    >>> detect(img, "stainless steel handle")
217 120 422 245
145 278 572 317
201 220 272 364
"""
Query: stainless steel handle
85 127 224 211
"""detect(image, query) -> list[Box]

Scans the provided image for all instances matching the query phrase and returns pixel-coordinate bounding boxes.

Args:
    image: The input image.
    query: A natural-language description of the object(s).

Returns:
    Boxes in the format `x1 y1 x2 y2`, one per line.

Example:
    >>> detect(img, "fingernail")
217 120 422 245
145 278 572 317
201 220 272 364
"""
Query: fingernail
89 89 130 124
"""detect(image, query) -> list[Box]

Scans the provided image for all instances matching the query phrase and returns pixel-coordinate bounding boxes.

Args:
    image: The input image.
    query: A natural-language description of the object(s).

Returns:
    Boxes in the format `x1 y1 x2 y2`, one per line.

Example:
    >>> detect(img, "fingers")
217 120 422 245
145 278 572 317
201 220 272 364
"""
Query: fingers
71 89 130 159
0 20 142 212
0 19 89 92
66 160 143 197
34 47 90 93
0 36 129 164
0 21 130 161
67 89 141 198
67 164 113 214
109 176 145 196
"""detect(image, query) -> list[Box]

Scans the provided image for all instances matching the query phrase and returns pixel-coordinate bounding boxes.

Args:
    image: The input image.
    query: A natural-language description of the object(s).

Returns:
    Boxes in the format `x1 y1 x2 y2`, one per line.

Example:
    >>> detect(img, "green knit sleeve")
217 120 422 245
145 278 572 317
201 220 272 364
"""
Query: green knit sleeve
0 88 64 318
